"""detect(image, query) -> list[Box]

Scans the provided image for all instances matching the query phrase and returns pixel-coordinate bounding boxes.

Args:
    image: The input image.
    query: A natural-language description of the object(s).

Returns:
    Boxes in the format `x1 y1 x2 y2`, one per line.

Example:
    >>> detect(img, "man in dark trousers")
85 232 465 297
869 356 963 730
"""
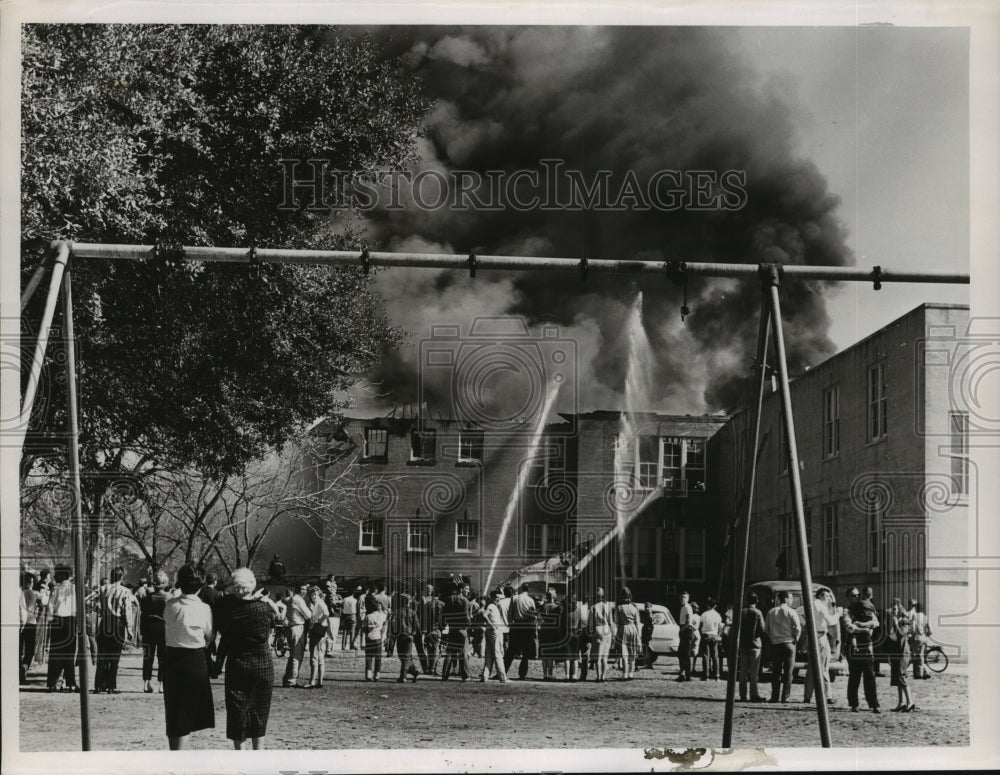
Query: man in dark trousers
676 590 694 681
763 589 801 703
842 586 881 713
140 570 170 692
94 567 135 694
198 572 222 667
504 583 539 680
440 585 472 681
737 592 767 702
416 584 443 675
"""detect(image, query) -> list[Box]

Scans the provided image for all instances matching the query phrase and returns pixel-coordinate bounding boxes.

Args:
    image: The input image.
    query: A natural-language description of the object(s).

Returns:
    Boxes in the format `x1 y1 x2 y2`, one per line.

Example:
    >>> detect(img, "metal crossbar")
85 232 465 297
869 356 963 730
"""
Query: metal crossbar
70 242 969 284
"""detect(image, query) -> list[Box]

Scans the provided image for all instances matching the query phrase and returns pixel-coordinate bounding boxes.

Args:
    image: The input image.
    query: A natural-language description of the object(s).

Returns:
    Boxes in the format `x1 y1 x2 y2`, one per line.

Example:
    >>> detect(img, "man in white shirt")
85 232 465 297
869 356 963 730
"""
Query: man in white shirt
493 585 513 679
480 588 509 682
46 565 80 691
339 586 358 650
698 598 723 681
803 588 838 704
764 590 802 703
282 582 311 687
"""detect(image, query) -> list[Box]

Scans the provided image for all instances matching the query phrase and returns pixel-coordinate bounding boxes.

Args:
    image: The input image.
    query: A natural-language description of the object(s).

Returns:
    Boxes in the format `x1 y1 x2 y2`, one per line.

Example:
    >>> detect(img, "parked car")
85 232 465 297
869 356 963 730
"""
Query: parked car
637 603 680 663
746 580 846 682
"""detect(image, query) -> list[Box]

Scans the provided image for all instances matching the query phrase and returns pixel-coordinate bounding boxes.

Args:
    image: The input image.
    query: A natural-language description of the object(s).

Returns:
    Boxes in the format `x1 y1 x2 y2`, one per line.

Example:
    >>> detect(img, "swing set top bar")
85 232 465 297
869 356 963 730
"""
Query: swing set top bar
67 241 970 285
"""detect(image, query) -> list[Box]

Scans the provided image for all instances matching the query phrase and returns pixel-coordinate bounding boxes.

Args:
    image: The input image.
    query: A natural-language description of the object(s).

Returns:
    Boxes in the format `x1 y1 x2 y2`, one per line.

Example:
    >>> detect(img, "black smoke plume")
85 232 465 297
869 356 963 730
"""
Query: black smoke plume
350 26 852 417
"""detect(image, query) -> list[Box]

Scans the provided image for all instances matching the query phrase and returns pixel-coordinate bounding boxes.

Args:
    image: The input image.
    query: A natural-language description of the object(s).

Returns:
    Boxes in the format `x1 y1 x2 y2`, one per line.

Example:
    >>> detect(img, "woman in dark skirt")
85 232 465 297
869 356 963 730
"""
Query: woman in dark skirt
215 568 276 749
163 564 215 749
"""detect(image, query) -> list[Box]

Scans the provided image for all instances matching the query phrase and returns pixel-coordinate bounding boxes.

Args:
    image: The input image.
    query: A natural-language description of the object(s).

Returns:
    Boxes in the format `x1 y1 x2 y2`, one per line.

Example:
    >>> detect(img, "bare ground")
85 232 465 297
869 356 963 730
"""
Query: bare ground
18 648 968 751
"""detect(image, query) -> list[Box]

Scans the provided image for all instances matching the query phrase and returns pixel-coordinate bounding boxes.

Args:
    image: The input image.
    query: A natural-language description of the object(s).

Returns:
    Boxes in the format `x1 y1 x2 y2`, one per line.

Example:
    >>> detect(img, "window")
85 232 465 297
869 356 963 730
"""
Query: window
525 524 545 556
684 440 706 490
455 522 479 553
621 436 707 492
524 524 563 556
410 428 436 462
635 527 657 578
364 427 388 462
867 502 881 571
823 504 839 573
682 528 705 581
950 411 969 496
823 385 840 458
641 435 664 489
867 364 888 441
407 522 431 552
457 430 484 463
545 524 565 555
358 518 384 551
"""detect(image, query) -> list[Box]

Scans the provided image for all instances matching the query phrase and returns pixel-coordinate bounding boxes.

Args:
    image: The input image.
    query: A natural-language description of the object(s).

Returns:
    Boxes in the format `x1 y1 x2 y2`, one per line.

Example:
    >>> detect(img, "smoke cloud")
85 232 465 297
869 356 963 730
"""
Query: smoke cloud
350 26 852 419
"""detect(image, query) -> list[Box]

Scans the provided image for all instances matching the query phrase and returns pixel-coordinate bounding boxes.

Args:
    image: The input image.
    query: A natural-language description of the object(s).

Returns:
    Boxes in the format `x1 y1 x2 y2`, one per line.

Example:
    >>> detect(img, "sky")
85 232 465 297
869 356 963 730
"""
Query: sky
349 25 970 420
733 26 969 351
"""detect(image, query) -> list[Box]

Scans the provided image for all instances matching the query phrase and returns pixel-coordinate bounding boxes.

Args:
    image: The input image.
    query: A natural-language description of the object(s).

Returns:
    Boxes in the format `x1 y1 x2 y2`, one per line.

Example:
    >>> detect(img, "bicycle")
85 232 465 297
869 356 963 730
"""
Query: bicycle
924 644 948 673
272 623 288 658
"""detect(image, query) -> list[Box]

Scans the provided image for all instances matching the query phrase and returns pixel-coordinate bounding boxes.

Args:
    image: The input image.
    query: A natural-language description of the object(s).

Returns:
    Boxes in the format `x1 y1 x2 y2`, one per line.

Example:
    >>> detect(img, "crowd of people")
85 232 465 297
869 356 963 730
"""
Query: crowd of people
732 585 933 713
19 563 939 749
270 579 725 687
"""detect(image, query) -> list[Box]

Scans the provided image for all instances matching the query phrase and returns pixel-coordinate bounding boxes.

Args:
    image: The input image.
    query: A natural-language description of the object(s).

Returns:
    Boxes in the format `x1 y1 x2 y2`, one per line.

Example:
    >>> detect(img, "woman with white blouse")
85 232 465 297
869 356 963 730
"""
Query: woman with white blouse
163 565 215 750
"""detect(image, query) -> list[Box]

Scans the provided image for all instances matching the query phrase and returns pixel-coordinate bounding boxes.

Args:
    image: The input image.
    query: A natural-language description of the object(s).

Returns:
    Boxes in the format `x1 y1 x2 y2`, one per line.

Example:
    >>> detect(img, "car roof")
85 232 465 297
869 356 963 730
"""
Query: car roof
749 580 832 592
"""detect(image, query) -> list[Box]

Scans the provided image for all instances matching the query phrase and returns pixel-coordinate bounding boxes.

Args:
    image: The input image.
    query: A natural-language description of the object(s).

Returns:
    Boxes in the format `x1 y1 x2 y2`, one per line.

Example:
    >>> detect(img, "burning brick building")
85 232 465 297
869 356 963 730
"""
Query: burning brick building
286 410 736 605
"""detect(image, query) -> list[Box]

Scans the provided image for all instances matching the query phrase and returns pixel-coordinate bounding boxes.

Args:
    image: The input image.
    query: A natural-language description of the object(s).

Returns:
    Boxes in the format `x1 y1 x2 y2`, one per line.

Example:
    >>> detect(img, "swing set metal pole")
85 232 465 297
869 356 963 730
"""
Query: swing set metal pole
721 289 771 747
68 241 970 285
765 268 832 747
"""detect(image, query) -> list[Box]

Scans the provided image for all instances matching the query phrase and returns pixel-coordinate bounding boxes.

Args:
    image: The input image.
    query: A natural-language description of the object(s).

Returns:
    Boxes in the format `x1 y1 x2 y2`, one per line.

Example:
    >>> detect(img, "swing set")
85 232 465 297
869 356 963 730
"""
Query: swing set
17 239 968 749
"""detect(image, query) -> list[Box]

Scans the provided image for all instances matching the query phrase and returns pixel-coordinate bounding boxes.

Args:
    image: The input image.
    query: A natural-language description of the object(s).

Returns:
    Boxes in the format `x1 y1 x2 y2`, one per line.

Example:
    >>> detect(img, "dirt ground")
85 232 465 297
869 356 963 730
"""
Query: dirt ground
18 647 968 751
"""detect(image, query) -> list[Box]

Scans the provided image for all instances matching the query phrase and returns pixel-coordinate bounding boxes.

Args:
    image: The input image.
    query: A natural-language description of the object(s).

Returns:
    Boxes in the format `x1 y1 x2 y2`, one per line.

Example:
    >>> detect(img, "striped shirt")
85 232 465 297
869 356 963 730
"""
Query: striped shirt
100 582 135 632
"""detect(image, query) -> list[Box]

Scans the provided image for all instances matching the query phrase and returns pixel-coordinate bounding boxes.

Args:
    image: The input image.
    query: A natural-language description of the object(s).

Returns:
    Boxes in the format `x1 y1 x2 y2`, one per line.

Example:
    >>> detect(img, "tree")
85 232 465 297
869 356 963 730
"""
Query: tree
19 25 430 577
51 431 400 578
